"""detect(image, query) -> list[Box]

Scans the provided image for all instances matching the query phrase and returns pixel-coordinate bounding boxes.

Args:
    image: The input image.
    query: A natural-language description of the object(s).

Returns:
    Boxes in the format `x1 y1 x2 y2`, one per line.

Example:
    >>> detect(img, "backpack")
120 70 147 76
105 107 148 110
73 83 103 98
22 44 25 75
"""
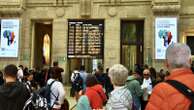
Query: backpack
24 81 33 94
23 92 48 110
38 80 57 108
166 80 194 110
72 73 83 92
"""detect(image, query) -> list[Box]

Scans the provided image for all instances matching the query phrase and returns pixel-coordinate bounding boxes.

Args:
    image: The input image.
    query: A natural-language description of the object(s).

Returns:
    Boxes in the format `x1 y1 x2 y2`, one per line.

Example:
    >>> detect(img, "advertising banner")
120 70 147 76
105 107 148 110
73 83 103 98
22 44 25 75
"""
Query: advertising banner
155 17 177 59
0 19 19 57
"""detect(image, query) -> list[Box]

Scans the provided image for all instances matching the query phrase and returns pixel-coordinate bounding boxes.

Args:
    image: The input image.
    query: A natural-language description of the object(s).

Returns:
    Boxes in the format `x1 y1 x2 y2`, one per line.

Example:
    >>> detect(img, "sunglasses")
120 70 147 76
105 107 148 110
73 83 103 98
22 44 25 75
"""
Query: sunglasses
143 74 150 76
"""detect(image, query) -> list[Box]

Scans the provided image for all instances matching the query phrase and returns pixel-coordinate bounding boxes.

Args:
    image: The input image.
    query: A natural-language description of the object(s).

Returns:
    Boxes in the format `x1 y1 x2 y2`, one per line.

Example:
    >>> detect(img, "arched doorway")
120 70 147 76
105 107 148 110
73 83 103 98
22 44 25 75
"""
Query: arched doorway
33 22 52 69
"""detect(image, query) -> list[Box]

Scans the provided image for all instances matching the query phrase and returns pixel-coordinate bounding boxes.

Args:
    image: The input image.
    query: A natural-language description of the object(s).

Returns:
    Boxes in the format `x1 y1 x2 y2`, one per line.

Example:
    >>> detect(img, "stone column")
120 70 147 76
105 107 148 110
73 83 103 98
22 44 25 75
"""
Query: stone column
104 18 120 69
52 19 69 84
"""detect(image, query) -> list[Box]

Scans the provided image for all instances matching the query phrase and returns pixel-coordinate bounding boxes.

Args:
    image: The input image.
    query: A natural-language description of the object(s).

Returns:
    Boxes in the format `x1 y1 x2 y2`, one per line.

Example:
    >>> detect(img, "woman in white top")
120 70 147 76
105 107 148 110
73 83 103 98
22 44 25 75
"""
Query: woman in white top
47 67 65 110
141 69 153 110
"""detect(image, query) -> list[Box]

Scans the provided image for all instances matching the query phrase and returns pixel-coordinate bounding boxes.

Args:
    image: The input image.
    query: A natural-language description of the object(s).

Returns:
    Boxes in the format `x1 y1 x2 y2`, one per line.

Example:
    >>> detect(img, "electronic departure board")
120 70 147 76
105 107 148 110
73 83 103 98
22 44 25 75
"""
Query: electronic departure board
68 20 104 58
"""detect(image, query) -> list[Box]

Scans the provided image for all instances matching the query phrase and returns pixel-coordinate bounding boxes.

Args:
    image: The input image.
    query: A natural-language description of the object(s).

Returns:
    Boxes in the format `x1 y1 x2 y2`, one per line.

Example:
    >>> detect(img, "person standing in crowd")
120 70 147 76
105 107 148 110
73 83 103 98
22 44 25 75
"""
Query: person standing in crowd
43 67 50 86
135 64 143 77
0 64 30 110
47 67 65 110
134 64 144 84
23 71 34 93
17 65 24 82
71 68 79 83
85 74 107 109
146 43 194 110
155 72 165 85
126 72 143 110
106 64 133 110
53 61 64 83
79 65 87 90
149 67 157 81
34 67 45 88
70 68 81 97
76 90 92 110
104 68 113 98
0 71 4 85
141 69 155 110
95 65 105 87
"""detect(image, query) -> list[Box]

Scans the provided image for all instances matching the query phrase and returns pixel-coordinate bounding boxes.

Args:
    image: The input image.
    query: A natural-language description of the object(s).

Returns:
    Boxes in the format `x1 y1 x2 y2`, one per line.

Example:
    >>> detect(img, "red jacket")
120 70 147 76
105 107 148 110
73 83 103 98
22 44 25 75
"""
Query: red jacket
146 68 194 110
85 84 107 109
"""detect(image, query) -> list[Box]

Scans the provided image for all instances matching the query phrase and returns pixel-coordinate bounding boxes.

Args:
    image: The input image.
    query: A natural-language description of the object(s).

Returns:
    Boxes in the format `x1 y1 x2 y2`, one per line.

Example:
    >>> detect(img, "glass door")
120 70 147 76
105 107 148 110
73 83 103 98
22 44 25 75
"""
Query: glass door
121 20 144 71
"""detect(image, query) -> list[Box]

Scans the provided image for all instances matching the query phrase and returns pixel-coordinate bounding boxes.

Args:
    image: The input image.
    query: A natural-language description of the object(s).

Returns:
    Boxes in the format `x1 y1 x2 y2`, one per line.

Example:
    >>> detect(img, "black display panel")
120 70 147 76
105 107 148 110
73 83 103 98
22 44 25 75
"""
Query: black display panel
68 20 104 58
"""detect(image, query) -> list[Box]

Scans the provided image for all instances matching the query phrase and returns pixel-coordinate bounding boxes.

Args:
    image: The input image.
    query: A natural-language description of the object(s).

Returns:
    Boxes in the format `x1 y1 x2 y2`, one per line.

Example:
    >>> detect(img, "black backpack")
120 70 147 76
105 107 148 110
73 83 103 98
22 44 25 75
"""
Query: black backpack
39 80 57 108
23 92 48 110
72 73 83 91
24 81 33 94
166 80 194 110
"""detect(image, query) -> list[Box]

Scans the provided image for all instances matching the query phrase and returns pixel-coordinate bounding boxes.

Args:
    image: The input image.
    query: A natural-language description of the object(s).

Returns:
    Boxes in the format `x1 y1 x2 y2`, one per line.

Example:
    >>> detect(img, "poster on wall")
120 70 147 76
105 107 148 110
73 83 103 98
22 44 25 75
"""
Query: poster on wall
0 19 19 57
155 17 177 59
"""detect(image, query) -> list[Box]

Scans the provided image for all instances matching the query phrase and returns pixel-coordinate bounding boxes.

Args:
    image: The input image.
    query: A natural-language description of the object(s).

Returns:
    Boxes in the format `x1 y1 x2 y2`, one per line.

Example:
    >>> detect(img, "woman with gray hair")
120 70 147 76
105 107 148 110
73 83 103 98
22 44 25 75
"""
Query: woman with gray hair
106 64 133 110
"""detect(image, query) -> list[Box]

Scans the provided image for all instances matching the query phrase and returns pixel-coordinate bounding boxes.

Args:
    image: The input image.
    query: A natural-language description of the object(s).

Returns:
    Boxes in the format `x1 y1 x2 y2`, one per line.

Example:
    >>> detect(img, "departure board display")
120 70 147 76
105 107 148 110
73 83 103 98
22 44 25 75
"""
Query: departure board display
68 20 104 58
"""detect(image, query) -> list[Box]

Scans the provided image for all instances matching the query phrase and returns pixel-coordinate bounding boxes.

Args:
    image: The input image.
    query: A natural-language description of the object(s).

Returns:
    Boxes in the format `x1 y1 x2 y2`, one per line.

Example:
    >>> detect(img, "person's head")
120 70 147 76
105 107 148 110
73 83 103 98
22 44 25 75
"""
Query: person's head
165 43 192 71
18 65 24 70
53 61 58 67
134 64 142 75
149 67 157 79
23 67 29 75
80 65 85 71
50 68 61 80
156 72 165 82
128 70 134 76
25 72 33 81
4 64 18 81
86 74 98 87
108 64 128 87
96 65 103 74
164 71 170 80
144 64 149 69
143 69 151 80
106 68 109 73
160 69 164 73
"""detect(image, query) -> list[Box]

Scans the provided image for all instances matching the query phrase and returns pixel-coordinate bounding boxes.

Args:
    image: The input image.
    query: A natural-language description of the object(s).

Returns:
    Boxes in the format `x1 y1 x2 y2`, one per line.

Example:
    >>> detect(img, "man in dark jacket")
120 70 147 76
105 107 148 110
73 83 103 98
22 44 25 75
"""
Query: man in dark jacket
0 64 30 110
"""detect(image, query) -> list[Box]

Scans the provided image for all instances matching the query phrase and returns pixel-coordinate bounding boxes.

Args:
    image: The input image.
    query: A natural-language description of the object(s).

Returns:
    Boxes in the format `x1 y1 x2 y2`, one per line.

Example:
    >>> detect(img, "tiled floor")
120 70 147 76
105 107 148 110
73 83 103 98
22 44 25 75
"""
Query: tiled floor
64 86 76 110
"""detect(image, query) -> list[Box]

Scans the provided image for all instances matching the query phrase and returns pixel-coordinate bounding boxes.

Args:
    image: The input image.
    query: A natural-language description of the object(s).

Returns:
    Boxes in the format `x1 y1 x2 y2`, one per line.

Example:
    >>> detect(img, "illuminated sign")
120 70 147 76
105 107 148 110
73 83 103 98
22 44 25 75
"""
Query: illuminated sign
68 20 104 59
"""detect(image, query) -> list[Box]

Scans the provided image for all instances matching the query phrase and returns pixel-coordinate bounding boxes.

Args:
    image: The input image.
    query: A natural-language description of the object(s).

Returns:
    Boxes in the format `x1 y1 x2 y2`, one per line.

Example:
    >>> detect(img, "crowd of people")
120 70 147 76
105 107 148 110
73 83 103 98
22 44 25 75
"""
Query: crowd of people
0 61 66 110
0 43 194 110
70 43 194 110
